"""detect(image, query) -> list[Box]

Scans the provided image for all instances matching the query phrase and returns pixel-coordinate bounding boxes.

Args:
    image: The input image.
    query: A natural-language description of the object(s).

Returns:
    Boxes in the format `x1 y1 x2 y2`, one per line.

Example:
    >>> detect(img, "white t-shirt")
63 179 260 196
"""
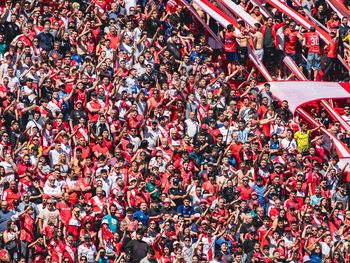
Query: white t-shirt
78 244 97 263
219 126 236 144
143 126 160 150
320 242 331 257
49 148 66 166
185 119 199 138
280 138 298 151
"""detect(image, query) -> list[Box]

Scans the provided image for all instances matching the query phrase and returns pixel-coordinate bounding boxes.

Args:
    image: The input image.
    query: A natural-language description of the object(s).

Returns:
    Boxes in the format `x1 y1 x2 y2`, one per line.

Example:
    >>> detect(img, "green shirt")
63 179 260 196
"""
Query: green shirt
146 182 160 199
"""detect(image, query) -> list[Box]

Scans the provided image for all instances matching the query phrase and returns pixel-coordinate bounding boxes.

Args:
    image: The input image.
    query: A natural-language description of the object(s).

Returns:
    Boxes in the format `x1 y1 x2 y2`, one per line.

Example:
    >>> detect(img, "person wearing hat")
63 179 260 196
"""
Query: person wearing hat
77 233 97 263
69 99 87 128
160 198 176 215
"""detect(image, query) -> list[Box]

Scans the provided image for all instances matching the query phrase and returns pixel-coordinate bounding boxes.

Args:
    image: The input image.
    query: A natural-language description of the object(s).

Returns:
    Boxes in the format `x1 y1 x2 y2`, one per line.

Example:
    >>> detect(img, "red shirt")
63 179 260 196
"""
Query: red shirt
86 100 103 123
304 32 320 53
224 31 237 52
327 38 338 58
237 184 253 201
284 29 298 54
2 189 21 209
43 224 56 239
56 201 72 226
20 213 35 242
66 217 81 240
92 144 109 156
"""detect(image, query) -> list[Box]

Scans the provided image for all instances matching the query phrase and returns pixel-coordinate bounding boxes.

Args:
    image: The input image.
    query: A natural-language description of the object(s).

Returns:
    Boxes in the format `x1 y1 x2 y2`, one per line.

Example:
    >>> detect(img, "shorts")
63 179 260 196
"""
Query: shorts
225 51 239 62
238 46 248 64
286 53 296 61
306 52 321 71
255 49 264 61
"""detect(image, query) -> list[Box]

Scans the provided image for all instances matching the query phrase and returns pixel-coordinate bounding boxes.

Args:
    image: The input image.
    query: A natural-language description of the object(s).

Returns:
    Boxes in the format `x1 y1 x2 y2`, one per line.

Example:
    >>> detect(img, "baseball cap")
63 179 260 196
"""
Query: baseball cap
201 124 208 129
164 198 171 203
199 198 208 204
202 220 209 225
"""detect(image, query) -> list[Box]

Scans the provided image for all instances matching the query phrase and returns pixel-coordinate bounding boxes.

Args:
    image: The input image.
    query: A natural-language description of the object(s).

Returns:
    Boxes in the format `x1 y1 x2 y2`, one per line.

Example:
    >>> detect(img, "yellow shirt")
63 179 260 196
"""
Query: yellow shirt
294 130 310 152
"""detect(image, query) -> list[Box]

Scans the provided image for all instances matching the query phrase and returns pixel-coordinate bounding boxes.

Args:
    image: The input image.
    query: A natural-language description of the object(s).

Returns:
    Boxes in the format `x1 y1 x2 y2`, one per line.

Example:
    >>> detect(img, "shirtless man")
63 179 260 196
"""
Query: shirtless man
237 21 250 65
250 6 264 23
253 23 264 61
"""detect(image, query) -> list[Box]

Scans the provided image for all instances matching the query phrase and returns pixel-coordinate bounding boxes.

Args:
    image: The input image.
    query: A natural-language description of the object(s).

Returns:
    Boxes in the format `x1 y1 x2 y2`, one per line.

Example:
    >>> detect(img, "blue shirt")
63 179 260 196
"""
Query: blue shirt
216 237 233 252
253 184 266 205
189 51 204 63
177 205 194 218
0 210 14 233
37 32 54 51
311 195 323 206
98 256 109 263
102 214 118 233
133 210 149 225
310 253 322 263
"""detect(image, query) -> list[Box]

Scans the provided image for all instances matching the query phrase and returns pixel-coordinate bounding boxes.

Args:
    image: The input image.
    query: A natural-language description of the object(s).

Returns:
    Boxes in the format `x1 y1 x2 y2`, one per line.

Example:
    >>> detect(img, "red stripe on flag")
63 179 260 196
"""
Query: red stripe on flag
338 83 350 95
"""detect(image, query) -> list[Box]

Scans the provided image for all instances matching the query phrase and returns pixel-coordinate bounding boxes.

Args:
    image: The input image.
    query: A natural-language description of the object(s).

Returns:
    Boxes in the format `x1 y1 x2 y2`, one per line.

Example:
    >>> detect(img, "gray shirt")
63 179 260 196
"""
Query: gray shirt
0 209 15 233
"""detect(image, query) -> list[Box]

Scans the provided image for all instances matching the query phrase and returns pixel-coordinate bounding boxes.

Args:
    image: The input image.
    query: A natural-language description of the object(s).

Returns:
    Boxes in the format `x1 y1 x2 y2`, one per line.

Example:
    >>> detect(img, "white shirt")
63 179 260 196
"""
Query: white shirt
219 126 235 144
143 126 160 150
6 75 19 92
43 182 62 197
26 119 43 134
78 244 97 263
280 138 298 152
49 148 66 166
185 119 199 138
342 114 350 123
60 143 72 160
128 135 141 152
320 242 331 257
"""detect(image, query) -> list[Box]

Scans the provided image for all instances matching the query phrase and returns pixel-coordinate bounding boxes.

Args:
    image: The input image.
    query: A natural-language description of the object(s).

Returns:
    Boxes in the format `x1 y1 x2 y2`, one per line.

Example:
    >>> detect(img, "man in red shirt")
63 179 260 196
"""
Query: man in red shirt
284 22 303 63
56 192 73 227
2 180 21 209
303 26 321 80
221 24 240 75
92 136 110 159
86 93 104 123
323 30 340 81
237 177 253 201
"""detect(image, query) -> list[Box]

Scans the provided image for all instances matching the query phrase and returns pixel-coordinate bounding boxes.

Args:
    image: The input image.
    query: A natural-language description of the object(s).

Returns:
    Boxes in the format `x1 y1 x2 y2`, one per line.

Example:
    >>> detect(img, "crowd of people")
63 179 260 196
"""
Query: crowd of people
0 0 350 262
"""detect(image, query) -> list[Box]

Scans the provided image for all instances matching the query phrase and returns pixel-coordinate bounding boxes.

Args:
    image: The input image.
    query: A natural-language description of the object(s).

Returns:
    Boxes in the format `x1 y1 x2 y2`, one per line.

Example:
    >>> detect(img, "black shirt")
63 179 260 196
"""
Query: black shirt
37 31 55 51
146 18 161 38
124 240 148 263
3 22 20 42
168 187 185 206
69 109 88 126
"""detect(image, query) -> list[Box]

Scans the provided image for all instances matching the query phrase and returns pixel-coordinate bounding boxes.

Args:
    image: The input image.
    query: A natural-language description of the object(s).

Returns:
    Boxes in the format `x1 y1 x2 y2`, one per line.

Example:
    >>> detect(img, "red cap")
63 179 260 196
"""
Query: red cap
42 194 51 199
200 198 208 204
0 250 7 258
201 124 208 129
